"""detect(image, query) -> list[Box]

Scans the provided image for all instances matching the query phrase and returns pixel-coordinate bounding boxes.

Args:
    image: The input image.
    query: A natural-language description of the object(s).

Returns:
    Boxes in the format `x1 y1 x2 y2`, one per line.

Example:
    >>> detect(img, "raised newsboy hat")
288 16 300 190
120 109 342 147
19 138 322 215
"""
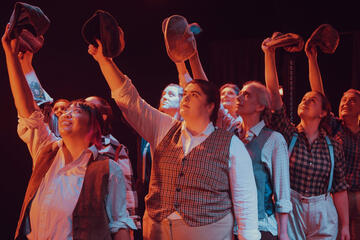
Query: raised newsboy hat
265 32 304 52
8 2 50 53
162 15 201 62
306 24 339 54
82 10 125 58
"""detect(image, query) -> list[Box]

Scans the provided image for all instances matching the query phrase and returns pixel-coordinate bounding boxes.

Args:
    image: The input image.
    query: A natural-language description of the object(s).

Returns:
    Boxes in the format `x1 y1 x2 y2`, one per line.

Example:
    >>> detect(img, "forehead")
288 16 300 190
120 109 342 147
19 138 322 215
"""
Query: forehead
163 86 180 95
184 83 204 94
221 87 236 94
85 97 102 107
342 92 360 101
54 101 68 108
241 84 257 94
303 91 321 100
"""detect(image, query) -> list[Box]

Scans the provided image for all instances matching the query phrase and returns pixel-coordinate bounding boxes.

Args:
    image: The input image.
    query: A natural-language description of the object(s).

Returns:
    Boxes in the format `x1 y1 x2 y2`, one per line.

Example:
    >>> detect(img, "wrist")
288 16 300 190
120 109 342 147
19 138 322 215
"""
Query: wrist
264 50 275 57
97 56 113 65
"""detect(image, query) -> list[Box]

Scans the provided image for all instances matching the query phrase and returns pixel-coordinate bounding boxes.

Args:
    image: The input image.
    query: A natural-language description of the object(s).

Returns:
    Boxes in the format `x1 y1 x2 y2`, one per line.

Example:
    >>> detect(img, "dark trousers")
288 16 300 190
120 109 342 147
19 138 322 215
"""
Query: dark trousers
233 231 277 240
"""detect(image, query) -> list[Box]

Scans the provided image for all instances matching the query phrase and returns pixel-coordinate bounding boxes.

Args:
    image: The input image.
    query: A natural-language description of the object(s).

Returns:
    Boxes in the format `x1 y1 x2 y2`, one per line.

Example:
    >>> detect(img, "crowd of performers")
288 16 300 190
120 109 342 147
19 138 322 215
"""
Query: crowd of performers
3 3 360 240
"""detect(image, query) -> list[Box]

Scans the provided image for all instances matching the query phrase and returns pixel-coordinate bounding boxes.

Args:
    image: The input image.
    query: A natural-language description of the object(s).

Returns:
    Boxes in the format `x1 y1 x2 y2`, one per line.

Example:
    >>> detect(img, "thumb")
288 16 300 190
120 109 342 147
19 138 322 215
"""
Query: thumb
95 39 103 50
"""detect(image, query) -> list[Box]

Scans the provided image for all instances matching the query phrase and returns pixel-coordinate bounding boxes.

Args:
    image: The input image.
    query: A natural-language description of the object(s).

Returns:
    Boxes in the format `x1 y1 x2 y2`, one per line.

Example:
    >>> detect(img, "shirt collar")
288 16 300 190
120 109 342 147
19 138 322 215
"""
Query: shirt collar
58 139 99 159
248 120 265 137
296 124 327 138
181 121 215 138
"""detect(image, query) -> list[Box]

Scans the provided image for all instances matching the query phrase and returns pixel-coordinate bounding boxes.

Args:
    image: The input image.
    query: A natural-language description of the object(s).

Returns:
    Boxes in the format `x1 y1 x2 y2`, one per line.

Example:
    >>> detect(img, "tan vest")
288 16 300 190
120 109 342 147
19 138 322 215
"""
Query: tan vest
146 121 233 226
15 142 111 240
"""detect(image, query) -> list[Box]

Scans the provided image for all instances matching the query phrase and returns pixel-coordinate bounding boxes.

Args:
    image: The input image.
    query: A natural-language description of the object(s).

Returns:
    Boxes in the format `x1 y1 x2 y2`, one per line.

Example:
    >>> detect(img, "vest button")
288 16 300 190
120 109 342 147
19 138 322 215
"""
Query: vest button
176 187 181 192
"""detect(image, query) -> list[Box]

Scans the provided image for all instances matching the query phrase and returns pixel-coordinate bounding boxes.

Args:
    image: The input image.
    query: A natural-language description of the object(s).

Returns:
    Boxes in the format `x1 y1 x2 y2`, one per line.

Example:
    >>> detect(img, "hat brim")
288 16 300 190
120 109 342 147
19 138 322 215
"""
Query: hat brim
18 29 44 53
306 24 339 54
266 32 304 52
163 15 197 62
82 10 125 58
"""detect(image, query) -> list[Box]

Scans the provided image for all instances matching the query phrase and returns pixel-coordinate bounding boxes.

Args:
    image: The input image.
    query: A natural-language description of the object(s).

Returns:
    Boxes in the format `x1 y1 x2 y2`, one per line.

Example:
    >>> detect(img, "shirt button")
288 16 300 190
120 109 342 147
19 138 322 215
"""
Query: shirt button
174 202 180 208
176 187 181 192
179 172 184 177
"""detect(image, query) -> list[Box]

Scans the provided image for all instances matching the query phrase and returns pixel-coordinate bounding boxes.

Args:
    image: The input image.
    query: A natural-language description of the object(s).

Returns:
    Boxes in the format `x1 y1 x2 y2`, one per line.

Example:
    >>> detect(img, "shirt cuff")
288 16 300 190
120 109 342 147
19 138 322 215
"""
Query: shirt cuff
236 229 261 240
275 199 292 213
109 216 137 233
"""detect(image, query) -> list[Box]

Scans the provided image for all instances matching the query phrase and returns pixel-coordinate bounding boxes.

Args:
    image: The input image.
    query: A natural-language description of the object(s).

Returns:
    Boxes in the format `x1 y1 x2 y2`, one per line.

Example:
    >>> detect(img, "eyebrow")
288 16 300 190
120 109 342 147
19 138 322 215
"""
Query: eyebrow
184 90 202 95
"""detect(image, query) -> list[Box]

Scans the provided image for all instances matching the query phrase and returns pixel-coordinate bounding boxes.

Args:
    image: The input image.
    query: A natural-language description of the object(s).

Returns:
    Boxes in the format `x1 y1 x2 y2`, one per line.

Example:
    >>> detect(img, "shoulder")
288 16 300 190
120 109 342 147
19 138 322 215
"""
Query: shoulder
267 129 287 144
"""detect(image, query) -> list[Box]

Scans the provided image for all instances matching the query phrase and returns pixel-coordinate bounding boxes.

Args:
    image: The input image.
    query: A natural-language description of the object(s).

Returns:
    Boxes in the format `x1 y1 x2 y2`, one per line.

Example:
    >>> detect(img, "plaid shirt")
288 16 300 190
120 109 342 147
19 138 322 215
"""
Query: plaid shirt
269 106 347 196
99 134 139 226
325 114 360 191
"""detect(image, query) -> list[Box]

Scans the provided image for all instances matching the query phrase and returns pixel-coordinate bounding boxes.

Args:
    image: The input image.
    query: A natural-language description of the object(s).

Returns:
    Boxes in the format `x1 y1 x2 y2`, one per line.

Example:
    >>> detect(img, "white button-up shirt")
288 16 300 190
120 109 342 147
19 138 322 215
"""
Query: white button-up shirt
241 120 292 236
112 76 261 240
17 111 136 240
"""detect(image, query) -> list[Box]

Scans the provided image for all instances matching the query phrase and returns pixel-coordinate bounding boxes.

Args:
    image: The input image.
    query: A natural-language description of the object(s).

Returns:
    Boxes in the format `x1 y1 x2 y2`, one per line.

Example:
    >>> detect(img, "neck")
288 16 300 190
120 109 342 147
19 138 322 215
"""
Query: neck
62 135 91 164
229 108 238 118
184 118 211 136
342 115 360 134
162 108 179 118
299 118 321 144
241 113 261 132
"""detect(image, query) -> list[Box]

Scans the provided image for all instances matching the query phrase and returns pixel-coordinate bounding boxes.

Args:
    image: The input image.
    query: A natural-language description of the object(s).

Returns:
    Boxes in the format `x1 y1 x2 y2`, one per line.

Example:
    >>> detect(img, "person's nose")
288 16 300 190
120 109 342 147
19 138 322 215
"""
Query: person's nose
61 109 72 119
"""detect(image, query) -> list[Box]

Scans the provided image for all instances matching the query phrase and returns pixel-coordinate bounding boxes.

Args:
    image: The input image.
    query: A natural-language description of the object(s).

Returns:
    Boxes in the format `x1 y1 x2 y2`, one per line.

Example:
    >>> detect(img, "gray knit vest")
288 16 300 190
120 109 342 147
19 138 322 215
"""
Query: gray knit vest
146 121 233 226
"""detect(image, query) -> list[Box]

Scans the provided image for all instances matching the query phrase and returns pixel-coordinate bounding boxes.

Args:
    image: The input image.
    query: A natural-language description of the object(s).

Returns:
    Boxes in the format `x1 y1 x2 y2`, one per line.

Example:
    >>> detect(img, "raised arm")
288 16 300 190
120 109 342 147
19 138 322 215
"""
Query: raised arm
189 51 208 81
88 40 175 148
88 40 127 90
305 44 324 94
176 61 192 88
2 24 37 118
262 37 283 111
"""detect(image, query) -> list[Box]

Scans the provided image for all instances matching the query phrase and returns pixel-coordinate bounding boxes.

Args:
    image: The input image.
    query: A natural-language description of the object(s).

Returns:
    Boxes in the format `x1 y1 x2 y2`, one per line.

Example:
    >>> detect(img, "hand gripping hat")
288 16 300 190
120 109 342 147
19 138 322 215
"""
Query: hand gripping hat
305 24 339 54
82 10 125 58
265 32 304 52
162 15 202 62
8 2 50 53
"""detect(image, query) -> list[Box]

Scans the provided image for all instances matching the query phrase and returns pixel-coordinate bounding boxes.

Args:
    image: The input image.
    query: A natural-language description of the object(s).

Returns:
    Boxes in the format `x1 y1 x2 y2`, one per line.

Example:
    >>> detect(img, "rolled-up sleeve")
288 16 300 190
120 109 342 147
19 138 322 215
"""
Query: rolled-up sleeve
216 104 238 132
111 76 176 149
107 160 137 233
268 132 292 213
229 136 261 240
17 110 58 168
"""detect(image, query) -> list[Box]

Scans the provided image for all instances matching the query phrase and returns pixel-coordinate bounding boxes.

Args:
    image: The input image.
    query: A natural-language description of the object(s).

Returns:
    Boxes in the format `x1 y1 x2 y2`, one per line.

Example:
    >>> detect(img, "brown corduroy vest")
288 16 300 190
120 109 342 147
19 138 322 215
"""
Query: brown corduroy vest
15 142 111 240
146 121 233 227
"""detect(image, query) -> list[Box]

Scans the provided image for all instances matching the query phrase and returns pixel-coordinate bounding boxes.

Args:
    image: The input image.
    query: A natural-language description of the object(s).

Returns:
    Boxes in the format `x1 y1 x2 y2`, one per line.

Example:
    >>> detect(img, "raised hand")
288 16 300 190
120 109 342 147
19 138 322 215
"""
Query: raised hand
88 39 111 63
2 24 19 56
305 41 318 60
261 37 275 54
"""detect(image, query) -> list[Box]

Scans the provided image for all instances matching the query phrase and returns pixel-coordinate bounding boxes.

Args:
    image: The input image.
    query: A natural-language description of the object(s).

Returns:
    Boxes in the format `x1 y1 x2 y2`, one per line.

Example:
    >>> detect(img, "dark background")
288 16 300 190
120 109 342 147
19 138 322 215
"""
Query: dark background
1 0 359 238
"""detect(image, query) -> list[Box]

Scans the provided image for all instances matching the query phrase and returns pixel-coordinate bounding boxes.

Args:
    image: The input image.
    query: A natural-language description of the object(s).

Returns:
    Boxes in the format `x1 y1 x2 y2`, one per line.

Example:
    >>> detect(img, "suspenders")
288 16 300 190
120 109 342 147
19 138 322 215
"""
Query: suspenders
288 133 334 193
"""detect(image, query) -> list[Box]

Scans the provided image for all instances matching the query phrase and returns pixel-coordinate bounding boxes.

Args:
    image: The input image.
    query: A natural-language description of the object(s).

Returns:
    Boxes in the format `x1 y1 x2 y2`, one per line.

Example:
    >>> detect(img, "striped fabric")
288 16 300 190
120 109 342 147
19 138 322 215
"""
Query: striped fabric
146 121 233 227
